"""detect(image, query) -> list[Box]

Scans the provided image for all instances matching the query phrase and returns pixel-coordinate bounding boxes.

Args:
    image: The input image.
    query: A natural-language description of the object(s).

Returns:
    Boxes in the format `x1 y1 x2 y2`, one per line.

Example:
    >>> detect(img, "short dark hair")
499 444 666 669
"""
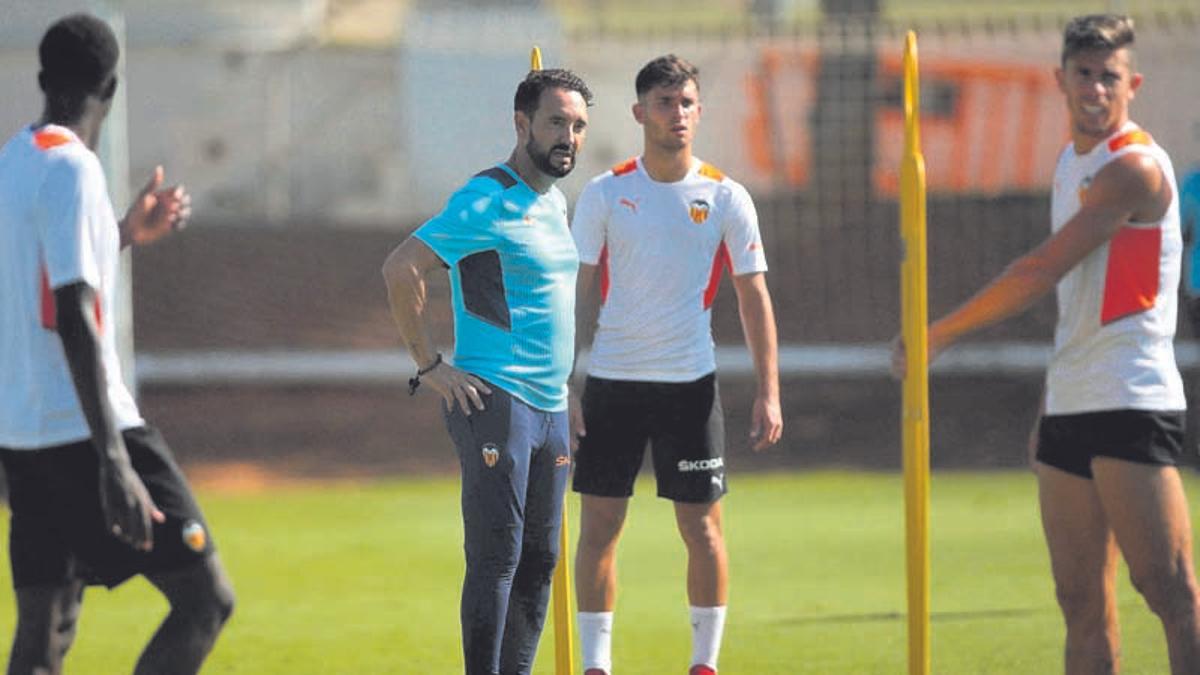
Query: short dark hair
38 13 119 98
513 68 594 119
1062 14 1135 65
635 54 699 97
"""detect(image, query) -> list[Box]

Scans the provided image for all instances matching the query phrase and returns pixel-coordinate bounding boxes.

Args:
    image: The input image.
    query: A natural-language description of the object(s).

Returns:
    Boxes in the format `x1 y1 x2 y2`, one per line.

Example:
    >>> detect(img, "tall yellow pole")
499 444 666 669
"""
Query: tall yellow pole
552 493 574 675
899 30 931 675
531 44 575 675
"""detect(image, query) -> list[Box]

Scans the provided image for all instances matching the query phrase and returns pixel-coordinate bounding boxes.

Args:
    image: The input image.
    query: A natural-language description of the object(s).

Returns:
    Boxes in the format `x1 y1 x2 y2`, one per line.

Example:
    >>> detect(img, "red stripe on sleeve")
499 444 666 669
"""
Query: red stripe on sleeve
1100 226 1160 324
93 293 103 334
33 131 72 151
598 245 611 305
698 162 726 182
611 158 638 176
1107 129 1152 153
38 264 102 333
39 264 56 330
702 243 731 309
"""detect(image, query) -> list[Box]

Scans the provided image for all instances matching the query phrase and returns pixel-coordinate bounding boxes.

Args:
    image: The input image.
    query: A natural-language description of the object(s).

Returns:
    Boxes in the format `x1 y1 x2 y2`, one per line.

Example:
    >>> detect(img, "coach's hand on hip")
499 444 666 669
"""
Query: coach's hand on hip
424 364 492 415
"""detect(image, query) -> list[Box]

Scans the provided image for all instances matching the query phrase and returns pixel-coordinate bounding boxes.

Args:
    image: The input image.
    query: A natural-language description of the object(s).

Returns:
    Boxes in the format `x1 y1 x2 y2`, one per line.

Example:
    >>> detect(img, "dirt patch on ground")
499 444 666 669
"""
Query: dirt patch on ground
183 461 380 492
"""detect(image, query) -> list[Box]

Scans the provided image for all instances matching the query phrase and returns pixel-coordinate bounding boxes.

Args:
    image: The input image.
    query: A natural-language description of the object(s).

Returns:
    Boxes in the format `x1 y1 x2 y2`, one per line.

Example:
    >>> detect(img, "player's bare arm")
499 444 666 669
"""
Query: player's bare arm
731 271 782 451
119 165 191 248
382 236 492 414
570 262 601 450
891 151 1167 377
54 281 163 550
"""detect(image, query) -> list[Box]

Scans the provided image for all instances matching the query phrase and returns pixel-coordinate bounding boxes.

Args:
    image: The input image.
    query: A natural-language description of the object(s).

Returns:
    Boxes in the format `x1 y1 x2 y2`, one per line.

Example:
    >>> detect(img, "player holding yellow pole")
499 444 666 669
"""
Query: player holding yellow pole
894 16 1200 673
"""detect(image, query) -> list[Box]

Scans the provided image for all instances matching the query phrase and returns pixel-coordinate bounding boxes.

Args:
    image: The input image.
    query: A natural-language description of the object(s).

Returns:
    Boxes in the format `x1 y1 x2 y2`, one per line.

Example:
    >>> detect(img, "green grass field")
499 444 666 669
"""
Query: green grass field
0 470 1193 673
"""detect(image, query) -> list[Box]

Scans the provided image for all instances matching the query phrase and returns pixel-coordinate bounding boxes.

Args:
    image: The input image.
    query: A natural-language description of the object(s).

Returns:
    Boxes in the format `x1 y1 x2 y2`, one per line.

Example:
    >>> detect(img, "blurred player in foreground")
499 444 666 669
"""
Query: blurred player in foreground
0 13 234 675
382 68 592 675
569 54 782 675
894 14 1200 674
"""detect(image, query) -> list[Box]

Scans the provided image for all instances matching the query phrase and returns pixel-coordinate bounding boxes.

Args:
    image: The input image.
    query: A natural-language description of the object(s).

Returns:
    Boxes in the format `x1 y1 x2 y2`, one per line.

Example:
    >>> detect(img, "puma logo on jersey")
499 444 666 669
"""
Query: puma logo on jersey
1078 175 1093 203
619 197 638 213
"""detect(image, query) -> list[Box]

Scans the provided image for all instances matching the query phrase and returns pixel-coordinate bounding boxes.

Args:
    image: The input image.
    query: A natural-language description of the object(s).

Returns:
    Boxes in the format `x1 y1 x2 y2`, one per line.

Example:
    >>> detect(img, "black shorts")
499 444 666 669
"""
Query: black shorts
572 373 726 503
1186 296 1200 338
1 426 215 589
1036 409 1186 479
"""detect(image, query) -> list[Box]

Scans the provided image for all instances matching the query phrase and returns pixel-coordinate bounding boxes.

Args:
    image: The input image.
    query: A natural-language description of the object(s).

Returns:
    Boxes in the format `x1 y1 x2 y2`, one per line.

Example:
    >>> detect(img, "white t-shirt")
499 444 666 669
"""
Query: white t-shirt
572 156 768 381
1045 122 1186 415
0 124 143 449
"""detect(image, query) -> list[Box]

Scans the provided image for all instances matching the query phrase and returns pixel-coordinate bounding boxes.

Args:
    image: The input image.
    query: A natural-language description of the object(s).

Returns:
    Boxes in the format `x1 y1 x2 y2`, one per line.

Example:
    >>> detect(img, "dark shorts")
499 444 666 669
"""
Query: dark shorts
1 426 215 589
1187 296 1200 338
572 373 726 503
1036 409 1186 479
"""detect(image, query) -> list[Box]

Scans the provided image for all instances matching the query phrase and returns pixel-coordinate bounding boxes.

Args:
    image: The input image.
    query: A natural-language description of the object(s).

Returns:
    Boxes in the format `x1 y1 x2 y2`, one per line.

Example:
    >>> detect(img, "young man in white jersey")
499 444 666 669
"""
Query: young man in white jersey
0 14 233 674
570 54 782 675
892 15 1200 673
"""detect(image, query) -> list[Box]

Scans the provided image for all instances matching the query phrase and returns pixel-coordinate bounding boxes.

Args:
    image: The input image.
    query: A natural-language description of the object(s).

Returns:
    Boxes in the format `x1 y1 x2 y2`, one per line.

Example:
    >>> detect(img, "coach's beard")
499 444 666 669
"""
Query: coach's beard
528 138 575 178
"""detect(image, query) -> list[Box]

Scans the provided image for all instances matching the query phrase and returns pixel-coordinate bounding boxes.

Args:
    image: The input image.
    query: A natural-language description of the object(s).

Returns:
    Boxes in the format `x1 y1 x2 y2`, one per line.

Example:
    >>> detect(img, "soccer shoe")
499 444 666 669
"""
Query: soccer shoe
583 669 609 675
689 666 717 675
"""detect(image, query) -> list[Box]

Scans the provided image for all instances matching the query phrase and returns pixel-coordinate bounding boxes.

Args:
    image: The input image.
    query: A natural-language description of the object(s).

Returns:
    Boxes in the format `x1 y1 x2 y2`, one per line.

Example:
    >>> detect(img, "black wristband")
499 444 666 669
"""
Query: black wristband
408 353 443 395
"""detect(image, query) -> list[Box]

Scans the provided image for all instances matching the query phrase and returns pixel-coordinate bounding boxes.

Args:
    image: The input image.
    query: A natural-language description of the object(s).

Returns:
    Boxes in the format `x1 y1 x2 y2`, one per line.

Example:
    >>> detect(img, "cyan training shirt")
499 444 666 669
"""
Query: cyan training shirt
413 164 578 412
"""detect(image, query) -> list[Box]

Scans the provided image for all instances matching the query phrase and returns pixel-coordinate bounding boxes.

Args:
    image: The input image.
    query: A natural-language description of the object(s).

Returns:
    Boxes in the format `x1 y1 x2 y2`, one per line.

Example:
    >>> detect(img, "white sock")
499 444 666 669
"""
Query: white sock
578 611 614 672
690 605 727 670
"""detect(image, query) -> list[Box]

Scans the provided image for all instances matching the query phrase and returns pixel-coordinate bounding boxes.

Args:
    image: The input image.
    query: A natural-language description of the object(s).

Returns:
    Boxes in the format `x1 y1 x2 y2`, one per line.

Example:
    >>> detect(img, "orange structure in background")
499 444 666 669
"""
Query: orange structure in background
744 46 1065 196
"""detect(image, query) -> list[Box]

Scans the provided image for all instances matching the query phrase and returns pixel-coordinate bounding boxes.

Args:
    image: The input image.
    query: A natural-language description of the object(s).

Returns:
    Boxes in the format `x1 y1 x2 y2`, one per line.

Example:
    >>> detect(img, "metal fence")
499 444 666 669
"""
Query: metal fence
3 2 1199 353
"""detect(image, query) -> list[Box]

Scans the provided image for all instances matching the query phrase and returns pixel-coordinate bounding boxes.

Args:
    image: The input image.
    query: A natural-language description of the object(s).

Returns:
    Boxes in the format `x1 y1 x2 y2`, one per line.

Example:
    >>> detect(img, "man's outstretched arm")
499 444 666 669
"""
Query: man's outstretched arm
892 151 1169 376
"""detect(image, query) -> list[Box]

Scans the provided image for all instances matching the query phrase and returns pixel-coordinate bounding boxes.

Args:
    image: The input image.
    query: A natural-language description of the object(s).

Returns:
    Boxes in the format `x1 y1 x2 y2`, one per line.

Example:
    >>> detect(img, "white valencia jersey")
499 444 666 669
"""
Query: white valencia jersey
1045 122 1185 415
572 156 768 381
0 125 143 449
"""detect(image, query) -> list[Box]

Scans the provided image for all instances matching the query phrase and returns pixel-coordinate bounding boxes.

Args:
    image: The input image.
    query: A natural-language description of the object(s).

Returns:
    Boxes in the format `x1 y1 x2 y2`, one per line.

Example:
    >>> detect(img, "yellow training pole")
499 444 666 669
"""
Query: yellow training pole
899 30 931 675
552 494 574 675
531 44 575 675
